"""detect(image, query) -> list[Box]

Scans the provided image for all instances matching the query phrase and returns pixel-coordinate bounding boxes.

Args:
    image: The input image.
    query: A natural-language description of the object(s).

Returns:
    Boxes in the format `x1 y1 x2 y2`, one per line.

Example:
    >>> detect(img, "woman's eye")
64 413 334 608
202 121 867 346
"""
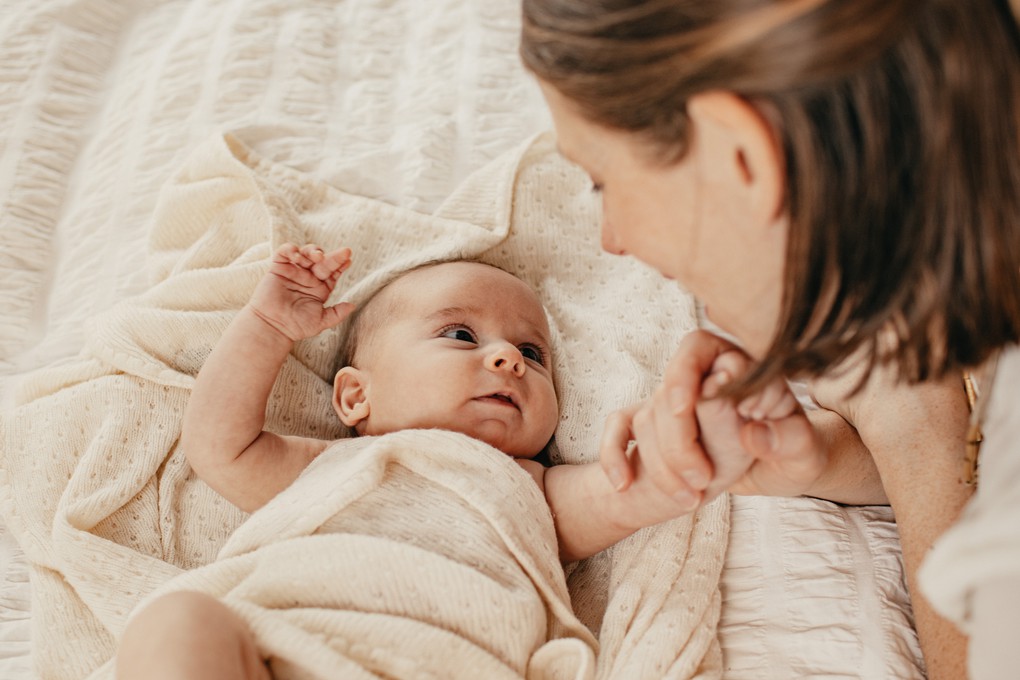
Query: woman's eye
442 326 476 343
519 344 545 365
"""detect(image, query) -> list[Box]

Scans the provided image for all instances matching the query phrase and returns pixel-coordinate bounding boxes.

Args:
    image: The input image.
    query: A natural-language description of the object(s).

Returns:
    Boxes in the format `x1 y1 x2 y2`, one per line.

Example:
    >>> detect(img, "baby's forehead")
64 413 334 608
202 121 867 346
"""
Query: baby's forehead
389 261 550 327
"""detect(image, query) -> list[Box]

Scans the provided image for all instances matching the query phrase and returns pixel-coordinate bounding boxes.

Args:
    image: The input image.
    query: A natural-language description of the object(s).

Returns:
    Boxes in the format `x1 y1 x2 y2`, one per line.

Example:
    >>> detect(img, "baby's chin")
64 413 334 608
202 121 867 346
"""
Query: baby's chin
370 419 547 460
462 427 544 460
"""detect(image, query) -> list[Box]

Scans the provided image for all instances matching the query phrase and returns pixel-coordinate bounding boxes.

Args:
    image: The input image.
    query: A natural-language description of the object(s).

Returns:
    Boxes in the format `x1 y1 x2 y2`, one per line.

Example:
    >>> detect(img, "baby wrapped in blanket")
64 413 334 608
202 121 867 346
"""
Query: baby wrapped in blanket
116 243 703 679
0 134 754 680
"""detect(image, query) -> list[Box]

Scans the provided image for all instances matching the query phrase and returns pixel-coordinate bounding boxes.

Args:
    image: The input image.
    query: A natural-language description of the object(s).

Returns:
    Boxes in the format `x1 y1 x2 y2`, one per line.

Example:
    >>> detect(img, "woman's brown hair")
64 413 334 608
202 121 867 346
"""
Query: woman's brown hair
522 0 1020 392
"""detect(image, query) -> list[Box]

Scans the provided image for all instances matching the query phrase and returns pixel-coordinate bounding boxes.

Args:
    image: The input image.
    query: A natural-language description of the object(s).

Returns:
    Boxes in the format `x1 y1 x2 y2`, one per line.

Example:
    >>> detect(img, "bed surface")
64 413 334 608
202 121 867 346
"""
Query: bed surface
0 1 924 677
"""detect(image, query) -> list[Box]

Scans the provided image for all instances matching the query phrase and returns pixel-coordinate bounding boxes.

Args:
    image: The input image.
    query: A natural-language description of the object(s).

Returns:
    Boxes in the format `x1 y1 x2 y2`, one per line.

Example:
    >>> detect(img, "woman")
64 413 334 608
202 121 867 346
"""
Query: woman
520 1 1020 678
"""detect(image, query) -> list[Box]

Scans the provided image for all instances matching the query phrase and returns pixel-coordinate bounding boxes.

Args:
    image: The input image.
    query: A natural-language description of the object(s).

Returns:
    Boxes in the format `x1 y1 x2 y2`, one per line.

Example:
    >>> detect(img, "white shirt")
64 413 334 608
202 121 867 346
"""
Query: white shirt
920 344 1020 678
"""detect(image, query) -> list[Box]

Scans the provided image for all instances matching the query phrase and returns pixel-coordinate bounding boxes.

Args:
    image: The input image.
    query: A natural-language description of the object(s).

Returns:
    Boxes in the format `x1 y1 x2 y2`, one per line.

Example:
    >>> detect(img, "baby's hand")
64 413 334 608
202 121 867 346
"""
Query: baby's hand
599 331 826 522
249 243 355 342
696 350 801 501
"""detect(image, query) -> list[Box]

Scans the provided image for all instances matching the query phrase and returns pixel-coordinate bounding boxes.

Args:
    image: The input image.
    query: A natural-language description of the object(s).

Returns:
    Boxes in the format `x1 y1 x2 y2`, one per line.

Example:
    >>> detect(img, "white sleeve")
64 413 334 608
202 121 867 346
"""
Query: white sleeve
968 573 1020 680
920 345 1020 633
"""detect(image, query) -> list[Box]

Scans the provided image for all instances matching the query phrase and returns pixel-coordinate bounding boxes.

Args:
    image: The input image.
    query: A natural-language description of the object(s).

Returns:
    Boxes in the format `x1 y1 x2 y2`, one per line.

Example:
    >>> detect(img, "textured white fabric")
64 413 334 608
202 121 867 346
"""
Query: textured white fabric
1 132 727 679
720 496 925 679
118 431 600 680
920 345 1020 630
0 0 550 387
0 526 30 678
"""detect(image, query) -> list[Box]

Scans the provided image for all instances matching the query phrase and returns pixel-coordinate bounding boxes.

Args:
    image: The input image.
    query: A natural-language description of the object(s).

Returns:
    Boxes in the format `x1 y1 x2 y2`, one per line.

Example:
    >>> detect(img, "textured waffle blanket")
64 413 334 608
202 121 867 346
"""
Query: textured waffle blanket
141 430 599 679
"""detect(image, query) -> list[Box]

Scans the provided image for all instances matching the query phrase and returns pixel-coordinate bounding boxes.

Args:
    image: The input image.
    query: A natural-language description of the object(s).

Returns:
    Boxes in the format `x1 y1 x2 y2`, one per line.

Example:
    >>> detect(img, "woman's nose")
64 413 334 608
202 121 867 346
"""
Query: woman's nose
485 344 526 377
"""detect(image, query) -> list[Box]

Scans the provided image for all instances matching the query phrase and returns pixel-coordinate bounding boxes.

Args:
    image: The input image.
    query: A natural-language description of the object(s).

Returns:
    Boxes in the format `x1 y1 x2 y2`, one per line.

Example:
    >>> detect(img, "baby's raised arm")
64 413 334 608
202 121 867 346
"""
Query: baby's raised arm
180 243 354 512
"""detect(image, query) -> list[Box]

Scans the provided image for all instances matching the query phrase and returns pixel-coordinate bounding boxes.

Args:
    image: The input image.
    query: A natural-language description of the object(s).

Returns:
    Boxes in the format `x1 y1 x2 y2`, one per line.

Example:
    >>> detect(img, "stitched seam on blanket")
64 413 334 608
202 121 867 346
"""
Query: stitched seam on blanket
844 506 888 679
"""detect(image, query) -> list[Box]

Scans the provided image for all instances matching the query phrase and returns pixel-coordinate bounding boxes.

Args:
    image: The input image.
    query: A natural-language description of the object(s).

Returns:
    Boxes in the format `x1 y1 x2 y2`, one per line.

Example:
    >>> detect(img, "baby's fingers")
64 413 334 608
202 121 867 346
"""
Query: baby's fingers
703 350 750 393
274 242 305 265
325 247 353 270
295 244 345 281
600 404 639 491
738 379 799 421
739 413 826 496
322 301 357 329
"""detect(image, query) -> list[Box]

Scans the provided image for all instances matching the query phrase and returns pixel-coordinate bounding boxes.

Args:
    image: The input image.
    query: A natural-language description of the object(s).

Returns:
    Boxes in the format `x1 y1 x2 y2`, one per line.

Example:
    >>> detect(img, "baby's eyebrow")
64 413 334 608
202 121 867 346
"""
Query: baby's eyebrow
425 306 475 323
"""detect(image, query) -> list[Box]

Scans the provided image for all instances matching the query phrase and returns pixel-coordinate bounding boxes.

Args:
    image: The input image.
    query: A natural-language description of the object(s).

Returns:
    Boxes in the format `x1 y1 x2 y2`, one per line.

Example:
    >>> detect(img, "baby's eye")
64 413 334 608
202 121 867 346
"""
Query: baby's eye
441 326 477 343
519 344 546 365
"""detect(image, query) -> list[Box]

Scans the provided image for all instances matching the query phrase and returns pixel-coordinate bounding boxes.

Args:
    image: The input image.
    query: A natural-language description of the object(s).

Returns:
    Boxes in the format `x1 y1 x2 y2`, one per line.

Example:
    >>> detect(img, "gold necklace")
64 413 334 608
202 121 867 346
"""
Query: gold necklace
962 352 1000 487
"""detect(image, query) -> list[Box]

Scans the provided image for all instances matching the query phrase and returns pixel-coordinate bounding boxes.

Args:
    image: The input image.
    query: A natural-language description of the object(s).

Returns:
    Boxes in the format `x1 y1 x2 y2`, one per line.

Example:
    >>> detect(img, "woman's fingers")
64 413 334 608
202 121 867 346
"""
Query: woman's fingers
650 384 709 499
653 332 743 497
696 373 755 502
599 331 742 504
661 330 738 413
599 404 640 491
602 329 824 505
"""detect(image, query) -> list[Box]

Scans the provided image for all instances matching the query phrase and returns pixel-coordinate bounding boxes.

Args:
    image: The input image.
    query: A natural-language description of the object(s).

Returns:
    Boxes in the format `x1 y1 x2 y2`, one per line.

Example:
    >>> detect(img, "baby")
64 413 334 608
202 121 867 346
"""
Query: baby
116 243 719 679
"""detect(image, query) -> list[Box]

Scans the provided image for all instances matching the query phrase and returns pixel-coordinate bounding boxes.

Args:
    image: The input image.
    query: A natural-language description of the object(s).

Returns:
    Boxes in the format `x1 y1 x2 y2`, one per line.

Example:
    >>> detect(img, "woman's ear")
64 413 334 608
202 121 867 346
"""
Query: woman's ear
687 91 784 226
333 367 370 428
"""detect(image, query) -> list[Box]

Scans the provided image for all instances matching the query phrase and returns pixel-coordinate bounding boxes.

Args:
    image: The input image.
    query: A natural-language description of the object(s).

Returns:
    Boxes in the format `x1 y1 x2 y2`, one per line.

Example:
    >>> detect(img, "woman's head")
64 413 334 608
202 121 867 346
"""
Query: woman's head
523 0 1020 390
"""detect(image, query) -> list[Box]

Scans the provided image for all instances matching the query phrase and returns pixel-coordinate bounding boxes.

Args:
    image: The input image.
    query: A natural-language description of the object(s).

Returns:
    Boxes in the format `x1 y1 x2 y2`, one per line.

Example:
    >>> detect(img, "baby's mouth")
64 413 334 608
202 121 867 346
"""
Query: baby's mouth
478 392 519 410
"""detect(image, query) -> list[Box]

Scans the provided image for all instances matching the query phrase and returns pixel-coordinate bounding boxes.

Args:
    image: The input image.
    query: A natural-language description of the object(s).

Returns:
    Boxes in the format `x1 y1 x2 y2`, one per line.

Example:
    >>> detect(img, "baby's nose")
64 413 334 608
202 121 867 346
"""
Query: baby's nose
485 344 526 377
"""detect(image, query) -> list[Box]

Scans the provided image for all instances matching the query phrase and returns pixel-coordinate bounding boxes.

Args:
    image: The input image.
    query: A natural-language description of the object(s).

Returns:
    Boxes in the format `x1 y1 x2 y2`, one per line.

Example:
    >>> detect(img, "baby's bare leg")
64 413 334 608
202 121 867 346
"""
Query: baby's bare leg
117 591 270 680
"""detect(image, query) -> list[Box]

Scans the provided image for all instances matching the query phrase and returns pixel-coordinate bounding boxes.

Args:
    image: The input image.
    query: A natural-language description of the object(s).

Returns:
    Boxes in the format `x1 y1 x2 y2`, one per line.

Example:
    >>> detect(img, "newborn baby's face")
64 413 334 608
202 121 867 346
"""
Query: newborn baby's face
355 261 558 459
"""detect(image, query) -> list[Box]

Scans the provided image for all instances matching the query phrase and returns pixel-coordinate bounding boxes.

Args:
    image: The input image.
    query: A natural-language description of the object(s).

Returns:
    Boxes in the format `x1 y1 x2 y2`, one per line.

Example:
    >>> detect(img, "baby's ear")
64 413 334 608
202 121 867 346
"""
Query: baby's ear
333 367 370 428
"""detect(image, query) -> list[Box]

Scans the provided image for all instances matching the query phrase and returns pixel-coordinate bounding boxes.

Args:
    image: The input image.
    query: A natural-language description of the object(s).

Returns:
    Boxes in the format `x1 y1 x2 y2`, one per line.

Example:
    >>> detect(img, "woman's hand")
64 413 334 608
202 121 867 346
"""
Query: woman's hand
599 330 827 511
249 243 355 342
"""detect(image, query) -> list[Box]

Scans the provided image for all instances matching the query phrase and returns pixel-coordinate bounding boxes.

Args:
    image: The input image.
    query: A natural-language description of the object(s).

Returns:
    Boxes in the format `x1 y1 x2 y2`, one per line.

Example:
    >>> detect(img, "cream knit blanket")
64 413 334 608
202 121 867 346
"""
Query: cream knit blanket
138 430 598 680
0 133 727 679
